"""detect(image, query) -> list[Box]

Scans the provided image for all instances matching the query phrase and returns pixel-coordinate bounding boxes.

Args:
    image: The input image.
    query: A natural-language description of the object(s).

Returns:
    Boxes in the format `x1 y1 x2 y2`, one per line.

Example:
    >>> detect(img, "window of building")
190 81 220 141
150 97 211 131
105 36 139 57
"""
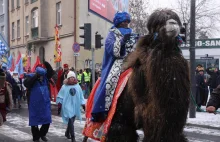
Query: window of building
56 2 61 25
0 0 4 15
17 0 20 8
32 8 38 28
17 20 20 38
25 0 28 4
1 26 4 36
12 22 15 39
25 16 29 35
11 0 14 10
31 0 37 4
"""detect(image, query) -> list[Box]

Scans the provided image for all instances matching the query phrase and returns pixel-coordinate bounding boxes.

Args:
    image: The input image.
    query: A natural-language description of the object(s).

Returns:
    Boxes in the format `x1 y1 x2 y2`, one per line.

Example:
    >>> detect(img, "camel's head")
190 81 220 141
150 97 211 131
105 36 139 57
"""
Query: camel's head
147 9 182 42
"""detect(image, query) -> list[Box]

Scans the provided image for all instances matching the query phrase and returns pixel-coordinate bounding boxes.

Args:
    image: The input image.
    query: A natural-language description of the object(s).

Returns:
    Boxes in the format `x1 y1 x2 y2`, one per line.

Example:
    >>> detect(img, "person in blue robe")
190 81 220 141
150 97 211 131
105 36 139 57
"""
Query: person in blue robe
24 63 54 142
91 11 138 122
56 71 85 142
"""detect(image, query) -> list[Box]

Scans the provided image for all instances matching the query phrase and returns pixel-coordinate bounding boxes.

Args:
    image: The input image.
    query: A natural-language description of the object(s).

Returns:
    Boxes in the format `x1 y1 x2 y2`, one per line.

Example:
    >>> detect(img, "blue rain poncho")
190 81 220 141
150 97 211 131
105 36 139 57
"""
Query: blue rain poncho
56 84 85 124
24 67 52 126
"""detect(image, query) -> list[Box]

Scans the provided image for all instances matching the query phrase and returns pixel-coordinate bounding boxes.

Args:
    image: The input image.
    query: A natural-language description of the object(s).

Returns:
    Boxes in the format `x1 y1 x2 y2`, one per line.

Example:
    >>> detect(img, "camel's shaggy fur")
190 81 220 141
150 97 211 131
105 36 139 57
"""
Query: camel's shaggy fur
106 9 190 142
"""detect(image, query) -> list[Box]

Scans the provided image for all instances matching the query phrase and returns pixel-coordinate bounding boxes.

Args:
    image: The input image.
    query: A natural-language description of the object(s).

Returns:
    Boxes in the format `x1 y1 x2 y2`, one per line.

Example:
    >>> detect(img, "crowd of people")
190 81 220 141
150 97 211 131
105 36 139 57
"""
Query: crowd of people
195 64 220 113
1 9 220 142
0 60 102 142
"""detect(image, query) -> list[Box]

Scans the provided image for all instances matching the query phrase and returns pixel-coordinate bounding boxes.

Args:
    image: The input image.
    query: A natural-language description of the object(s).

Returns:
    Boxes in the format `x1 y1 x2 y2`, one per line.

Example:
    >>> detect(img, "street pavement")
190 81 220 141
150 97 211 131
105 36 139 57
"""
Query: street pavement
1 102 220 142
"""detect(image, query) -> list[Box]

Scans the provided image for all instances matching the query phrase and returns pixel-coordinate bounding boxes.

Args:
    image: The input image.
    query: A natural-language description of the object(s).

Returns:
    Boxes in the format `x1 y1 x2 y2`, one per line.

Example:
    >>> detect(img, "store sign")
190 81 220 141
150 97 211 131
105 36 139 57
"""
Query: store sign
181 38 220 48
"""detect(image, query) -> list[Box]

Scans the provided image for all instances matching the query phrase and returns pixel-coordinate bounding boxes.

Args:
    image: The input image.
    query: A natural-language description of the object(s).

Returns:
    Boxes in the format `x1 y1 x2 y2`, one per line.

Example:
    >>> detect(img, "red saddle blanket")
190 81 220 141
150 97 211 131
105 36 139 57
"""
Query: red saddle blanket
82 68 132 141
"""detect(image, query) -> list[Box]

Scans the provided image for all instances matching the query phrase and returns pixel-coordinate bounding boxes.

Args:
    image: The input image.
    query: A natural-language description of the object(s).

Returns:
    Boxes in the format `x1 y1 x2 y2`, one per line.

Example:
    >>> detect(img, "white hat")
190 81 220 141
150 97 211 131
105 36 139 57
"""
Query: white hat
67 71 76 79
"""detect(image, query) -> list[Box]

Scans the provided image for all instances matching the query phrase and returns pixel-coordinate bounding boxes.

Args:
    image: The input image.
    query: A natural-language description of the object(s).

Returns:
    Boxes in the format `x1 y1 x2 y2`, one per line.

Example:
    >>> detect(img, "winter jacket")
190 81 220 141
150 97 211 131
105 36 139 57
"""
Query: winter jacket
207 85 220 110
206 67 220 88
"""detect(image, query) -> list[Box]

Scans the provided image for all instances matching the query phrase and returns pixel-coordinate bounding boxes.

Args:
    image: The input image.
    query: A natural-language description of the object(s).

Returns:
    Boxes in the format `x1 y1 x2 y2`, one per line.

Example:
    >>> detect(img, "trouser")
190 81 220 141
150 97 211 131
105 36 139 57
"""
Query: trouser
58 103 62 115
84 82 90 99
65 116 76 138
31 124 50 141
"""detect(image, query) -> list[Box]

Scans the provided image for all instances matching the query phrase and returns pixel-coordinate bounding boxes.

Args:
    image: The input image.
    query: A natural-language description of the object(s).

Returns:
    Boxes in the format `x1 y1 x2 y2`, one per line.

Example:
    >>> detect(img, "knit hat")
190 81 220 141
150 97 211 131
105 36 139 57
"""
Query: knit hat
113 11 131 27
36 66 47 75
63 64 69 68
67 71 76 79
196 66 204 72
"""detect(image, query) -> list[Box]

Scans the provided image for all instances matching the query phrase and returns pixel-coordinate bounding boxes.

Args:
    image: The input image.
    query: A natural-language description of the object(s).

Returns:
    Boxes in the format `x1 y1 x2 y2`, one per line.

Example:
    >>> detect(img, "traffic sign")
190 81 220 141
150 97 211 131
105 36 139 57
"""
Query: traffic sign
73 42 80 53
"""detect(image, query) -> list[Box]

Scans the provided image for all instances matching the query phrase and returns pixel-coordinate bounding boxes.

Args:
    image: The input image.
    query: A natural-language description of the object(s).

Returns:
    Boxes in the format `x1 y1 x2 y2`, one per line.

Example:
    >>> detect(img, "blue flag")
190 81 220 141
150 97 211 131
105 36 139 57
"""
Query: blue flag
7 55 12 69
14 58 24 75
0 39 7 55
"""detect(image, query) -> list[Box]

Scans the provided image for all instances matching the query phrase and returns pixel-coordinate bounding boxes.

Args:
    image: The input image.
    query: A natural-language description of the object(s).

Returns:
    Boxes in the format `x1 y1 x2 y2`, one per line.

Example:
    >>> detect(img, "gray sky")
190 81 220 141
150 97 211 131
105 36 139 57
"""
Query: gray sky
149 0 220 9
148 0 220 38
149 0 177 10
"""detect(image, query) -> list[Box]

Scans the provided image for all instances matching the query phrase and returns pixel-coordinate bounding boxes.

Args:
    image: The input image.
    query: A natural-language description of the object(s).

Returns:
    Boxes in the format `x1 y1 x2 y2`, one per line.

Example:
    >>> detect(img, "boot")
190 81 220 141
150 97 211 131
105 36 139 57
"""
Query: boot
71 137 76 142
41 136 48 141
82 136 88 142
65 131 71 139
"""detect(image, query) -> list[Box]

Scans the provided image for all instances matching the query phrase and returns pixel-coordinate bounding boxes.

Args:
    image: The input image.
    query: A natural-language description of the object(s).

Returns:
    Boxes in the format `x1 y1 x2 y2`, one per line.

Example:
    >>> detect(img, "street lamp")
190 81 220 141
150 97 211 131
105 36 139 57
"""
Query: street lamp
189 0 196 118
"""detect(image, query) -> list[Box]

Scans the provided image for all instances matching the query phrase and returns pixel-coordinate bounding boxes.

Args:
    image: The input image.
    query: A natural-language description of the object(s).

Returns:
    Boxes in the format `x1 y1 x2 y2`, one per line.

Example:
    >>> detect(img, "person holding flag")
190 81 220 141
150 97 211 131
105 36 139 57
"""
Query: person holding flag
11 71 22 108
11 57 24 108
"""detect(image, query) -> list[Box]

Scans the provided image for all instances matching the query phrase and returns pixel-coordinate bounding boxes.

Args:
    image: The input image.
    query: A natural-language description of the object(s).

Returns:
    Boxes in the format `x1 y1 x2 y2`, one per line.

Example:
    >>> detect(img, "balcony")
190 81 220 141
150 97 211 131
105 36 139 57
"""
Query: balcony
28 27 48 44
31 27 38 39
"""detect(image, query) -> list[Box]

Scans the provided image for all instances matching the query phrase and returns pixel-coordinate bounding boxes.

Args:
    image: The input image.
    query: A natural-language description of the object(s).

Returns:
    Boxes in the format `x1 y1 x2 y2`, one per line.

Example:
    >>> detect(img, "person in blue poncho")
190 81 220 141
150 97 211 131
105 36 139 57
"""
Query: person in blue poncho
91 11 138 122
56 71 85 142
24 62 54 142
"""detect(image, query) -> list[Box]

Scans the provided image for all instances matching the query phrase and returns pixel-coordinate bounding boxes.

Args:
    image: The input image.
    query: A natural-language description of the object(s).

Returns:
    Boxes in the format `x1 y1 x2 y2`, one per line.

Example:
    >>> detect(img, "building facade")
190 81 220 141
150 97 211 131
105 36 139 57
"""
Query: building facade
9 0 113 70
0 0 9 43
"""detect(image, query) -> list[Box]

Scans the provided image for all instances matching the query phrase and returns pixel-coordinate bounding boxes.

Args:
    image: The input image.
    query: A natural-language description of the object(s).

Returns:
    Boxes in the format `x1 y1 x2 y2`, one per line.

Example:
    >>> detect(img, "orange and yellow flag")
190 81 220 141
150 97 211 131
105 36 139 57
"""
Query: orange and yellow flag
54 25 61 63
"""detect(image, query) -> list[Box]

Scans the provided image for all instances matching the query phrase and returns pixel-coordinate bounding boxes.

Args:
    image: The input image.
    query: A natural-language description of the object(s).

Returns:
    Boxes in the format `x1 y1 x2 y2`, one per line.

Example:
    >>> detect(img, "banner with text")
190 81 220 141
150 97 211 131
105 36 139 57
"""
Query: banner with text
89 0 129 22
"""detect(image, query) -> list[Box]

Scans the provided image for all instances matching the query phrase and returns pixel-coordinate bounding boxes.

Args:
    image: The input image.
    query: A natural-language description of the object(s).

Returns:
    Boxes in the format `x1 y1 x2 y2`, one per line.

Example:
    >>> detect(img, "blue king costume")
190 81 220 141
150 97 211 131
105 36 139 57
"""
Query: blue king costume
92 12 137 122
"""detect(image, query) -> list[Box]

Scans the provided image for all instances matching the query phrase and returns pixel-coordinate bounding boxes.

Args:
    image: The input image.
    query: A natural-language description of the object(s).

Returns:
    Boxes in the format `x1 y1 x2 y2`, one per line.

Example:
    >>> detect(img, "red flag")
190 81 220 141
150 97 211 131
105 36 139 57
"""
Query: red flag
15 51 21 65
9 58 15 72
31 56 41 72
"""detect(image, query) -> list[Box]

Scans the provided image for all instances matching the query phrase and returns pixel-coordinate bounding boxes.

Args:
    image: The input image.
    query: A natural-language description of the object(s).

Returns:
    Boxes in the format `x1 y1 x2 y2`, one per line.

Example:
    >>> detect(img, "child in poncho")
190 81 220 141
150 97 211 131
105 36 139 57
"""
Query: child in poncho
56 71 85 142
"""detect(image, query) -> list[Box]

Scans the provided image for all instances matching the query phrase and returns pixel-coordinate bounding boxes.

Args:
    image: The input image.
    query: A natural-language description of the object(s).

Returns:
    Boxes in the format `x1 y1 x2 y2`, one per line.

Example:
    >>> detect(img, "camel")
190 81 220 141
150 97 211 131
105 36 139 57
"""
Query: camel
84 9 190 142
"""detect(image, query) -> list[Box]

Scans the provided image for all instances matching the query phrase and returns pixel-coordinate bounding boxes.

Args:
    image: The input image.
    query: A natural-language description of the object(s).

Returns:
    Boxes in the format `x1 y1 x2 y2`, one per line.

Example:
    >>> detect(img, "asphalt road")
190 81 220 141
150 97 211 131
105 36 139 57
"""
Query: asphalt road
0 102 220 142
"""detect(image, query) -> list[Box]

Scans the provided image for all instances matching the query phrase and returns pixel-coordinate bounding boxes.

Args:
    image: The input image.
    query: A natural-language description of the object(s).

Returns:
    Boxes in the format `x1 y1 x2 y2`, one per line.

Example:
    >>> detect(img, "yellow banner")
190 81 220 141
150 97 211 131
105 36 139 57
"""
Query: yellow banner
54 25 61 63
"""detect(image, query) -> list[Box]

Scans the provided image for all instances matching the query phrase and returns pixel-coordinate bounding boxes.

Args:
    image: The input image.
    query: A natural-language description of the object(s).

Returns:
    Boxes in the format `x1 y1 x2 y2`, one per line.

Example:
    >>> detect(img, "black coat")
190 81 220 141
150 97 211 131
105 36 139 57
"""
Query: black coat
207 85 220 110
206 67 220 88
60 70 68 86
